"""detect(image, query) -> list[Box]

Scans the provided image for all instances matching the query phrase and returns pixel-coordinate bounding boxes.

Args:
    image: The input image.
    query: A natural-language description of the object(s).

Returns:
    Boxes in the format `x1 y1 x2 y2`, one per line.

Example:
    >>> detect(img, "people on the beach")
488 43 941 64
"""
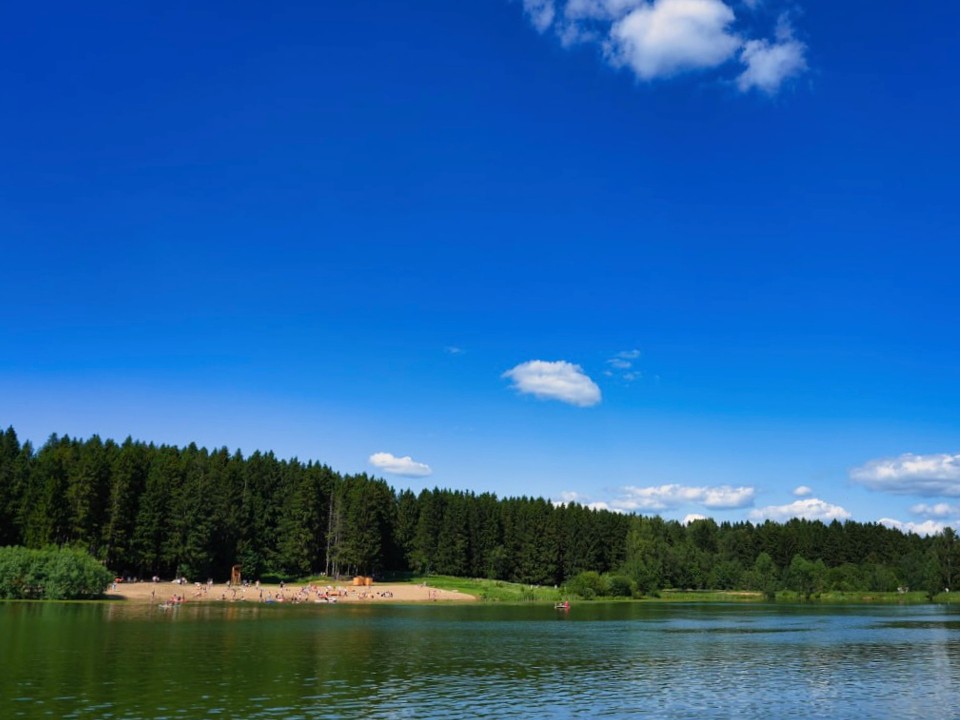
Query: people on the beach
136 576 470 607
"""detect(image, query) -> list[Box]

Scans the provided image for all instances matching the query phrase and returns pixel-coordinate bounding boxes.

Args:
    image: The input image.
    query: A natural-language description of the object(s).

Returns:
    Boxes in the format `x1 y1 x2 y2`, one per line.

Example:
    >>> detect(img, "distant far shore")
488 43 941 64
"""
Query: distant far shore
105 579 475 605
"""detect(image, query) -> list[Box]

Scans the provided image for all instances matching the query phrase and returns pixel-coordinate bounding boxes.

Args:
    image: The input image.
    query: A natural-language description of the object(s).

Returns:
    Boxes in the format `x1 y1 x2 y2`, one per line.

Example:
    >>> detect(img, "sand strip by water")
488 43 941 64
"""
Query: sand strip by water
106 580 475 604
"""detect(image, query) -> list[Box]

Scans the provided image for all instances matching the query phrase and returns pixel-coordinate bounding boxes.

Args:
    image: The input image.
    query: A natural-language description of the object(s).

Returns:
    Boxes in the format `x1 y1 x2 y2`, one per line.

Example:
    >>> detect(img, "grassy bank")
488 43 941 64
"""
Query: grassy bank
412 576 565 603
652 590 766 602
773 590 960 604
411 578 960 605
632 589 960 605
298 574 960 606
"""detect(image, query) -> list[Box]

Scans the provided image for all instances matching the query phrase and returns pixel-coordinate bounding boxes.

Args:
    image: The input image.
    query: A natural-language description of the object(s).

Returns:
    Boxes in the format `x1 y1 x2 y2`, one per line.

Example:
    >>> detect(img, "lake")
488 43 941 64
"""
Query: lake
2 601 959 718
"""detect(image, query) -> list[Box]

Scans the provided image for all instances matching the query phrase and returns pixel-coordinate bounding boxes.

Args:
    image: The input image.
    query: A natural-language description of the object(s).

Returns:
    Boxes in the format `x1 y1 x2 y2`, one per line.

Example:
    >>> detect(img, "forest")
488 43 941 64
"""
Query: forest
0 426 956 598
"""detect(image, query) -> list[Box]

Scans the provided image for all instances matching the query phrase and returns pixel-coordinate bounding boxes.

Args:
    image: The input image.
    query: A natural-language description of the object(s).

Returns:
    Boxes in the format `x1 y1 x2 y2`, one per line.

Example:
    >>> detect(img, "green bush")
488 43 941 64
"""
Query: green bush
604 574 636 598
568 571 605 599
0 546 113 600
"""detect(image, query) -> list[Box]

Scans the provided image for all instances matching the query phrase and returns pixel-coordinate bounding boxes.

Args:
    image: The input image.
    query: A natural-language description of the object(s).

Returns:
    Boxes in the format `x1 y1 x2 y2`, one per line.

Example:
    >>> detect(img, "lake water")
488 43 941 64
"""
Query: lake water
2 601 959 719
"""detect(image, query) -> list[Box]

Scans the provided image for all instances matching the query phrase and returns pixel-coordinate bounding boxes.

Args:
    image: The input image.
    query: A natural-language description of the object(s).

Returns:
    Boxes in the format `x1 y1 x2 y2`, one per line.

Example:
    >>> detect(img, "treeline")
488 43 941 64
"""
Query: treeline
621 514 957 599
0 427 957 597
0 427 627 583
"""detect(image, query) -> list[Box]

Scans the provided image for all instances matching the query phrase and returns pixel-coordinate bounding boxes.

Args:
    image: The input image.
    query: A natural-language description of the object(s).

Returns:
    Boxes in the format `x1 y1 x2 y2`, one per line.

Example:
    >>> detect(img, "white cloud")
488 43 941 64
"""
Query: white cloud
607 348 641 369
879 518 951 538
503 360 602 407
737 21 806 94
524 0 557 32
556 490 586 504
911 503 958 518
554 483 753 514
683 513 708 524
613 483 755 511
850 452 960 496
588 501 624 512
553 490 625 512
607 0 741 79
606 349 643 381
749 497 851 523
701 485 755 508
520 0 807 93
793 485 812 497
368 452 432 477
445 346 464 355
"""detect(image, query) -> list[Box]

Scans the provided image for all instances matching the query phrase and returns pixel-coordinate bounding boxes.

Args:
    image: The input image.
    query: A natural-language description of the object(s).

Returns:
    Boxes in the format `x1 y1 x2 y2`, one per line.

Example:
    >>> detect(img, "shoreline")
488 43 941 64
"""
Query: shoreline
105 580 476 605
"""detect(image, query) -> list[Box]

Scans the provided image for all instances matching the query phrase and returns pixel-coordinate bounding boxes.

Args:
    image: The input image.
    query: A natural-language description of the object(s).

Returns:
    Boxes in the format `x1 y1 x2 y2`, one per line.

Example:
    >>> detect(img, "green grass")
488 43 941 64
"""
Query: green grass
296 573 960 606
413 575 566 603
651 590 960 604
787 591 927 604
651 590 766 603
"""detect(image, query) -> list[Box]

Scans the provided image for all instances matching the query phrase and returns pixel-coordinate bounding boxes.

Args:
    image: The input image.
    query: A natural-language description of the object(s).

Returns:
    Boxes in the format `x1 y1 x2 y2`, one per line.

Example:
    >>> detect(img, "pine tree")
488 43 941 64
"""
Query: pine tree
0 427 25 546
102 437 149 573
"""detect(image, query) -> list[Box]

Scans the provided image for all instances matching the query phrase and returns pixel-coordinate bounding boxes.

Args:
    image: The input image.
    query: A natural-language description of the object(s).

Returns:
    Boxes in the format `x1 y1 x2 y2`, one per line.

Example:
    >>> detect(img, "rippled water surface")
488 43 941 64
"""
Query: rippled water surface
2 601 959 718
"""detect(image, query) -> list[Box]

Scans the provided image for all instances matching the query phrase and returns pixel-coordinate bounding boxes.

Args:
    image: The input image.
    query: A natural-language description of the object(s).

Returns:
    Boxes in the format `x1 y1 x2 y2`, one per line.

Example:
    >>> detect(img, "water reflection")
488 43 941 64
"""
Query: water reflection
1 602 959 719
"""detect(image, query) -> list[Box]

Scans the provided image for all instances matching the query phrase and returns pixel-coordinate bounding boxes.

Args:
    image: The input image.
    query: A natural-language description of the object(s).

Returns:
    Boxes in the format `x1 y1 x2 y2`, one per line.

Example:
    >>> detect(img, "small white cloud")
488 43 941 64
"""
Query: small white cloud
683 513 708 524
607 0 742 80
589 501 624 512
524 0 557 32
850 452 960 496
503 360 602 407
701 485 755 508
556 490 586 504
879 518 951 537
749 498 851 523
555 492 619 512
607 348 641 368
368 452 432 477
793 485 812 497
606 349 643 381
613 483 755 511
737 27 806 94
445 346 465 355
911 503 958 518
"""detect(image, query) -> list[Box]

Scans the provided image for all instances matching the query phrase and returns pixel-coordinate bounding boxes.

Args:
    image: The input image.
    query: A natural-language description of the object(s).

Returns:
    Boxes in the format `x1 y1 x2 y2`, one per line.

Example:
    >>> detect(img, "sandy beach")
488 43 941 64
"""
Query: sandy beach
105 580 476 604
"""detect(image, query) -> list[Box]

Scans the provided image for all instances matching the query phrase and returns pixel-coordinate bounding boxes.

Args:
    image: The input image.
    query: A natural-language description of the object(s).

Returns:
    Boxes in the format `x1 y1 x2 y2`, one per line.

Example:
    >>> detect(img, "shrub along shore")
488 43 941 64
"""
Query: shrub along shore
0 546 113 600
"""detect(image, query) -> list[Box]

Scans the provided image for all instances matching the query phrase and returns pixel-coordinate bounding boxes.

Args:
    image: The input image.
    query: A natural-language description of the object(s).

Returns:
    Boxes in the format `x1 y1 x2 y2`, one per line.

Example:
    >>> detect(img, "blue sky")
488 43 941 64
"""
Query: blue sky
2 0 959 533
